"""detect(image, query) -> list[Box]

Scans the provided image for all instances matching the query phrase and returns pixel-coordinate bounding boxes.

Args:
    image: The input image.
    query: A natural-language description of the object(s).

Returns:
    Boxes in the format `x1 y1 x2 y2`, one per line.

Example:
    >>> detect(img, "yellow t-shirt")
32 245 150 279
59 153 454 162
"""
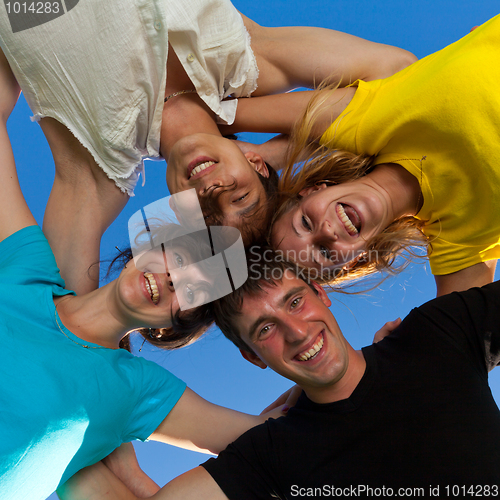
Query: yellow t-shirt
320 14 500 276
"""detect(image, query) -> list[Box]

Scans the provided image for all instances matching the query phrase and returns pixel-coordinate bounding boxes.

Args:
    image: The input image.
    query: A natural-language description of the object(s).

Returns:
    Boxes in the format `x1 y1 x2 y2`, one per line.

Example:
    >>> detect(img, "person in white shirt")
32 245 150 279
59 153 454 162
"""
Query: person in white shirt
0 0 416 295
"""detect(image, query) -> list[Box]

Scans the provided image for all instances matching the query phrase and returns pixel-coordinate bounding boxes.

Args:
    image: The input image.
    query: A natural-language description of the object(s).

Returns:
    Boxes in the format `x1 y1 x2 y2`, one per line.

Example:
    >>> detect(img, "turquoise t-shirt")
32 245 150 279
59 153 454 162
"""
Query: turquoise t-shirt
0 226 186 500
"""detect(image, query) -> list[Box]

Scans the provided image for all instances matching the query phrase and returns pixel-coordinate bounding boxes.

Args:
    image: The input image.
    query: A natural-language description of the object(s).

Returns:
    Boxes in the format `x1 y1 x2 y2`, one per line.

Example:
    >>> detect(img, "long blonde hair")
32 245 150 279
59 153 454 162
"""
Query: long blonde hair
274 83 429 285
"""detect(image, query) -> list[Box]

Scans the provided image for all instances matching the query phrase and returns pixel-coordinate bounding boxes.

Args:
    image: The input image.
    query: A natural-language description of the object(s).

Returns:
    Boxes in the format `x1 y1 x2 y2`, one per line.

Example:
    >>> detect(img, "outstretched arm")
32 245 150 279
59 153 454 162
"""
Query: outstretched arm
0 48 128 295
224 17 416 166
0 49 35 243
58 461 226 500
40 118 129 294
434 260 497 297
149 387 283 455
222 86 356 140
58 388 283 500
243 15 416 95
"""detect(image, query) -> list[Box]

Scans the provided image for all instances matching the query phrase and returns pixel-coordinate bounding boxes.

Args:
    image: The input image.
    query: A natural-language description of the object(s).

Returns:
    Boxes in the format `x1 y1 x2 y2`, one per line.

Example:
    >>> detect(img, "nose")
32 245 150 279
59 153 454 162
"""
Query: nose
283 316 309 344
317 220 338 242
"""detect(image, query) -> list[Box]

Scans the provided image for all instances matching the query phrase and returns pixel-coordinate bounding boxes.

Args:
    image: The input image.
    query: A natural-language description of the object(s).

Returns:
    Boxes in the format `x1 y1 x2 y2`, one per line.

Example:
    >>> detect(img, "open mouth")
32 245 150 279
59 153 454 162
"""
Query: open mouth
188 160 216 179
336 204 361 236
296 333 324 362
144 272 159 305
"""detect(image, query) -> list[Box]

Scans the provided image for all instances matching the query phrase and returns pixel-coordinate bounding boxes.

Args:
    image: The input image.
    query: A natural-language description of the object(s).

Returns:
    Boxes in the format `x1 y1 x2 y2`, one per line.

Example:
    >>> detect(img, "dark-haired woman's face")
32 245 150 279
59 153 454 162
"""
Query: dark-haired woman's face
166 133 270 234
271 181 390 271
114 246 214 328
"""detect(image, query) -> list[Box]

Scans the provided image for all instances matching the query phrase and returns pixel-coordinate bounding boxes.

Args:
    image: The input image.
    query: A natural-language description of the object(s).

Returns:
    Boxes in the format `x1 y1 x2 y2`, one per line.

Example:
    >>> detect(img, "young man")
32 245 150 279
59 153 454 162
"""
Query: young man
60 250 500 499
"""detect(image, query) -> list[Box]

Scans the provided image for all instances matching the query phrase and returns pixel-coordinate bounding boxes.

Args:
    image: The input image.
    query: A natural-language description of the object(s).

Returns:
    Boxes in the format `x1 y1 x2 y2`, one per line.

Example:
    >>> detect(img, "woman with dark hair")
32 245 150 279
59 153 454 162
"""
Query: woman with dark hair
0 60 283 500
0 0 416 294
228 16 500 296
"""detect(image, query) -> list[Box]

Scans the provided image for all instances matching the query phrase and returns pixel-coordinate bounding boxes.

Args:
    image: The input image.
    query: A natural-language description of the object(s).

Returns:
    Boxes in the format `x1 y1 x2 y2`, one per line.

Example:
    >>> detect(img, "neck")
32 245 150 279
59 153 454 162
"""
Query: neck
305 347 366 405
161 43 222 157
369 163 422 219
54 284 128 349
160 95 221 157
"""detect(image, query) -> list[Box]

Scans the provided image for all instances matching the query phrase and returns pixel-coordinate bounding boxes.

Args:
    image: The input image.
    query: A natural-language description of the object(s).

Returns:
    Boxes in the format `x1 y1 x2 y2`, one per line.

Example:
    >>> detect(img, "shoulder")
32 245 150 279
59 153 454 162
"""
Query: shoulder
401 283 500 371
0 226 63 286
113 352 187 415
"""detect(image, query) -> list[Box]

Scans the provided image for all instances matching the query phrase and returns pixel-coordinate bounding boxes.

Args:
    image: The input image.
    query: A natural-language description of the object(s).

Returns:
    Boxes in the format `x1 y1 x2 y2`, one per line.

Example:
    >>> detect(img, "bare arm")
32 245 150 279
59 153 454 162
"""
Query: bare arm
223 87 356 140
58 462 226 500
434 260 497 297
0 49 20 122
225 17 416 169
40 118 129 295
243 15 417 95
58 388 282 500
0 49 36 243
151 467 227 500
0 49 128 295
149 387 283 455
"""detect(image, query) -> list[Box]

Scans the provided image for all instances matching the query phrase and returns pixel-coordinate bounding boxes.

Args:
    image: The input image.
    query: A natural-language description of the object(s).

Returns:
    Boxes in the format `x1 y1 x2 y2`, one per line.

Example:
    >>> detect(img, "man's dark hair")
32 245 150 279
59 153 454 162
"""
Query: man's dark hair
213 247 309 353
199 162 279 246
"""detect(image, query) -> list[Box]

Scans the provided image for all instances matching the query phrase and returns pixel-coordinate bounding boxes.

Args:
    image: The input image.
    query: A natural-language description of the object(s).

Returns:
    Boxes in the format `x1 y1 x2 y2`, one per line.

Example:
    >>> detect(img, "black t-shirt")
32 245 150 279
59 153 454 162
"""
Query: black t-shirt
202 282 500 499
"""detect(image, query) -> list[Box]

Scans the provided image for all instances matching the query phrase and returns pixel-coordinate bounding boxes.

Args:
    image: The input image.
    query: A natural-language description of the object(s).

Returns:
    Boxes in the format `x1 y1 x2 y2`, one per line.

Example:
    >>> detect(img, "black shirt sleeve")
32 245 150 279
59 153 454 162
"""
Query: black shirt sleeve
416 281 500 372
201 422 286 500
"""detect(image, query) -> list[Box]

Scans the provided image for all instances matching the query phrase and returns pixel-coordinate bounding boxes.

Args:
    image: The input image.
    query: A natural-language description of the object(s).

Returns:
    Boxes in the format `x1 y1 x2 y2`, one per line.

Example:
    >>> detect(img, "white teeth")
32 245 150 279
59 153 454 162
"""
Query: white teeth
337 204 358 235
144 272 160 304
189 161 215 178
297 335 324 362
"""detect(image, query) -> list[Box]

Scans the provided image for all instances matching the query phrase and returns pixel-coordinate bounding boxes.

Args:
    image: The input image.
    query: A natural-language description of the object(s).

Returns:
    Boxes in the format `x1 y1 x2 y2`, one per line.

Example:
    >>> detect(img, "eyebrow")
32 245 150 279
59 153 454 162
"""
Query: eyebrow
247 285 308 341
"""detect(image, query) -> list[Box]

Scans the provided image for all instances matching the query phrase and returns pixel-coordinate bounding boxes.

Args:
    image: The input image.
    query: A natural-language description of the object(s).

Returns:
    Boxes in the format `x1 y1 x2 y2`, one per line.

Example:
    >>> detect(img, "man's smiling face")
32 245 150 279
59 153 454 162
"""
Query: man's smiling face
234 270 352 399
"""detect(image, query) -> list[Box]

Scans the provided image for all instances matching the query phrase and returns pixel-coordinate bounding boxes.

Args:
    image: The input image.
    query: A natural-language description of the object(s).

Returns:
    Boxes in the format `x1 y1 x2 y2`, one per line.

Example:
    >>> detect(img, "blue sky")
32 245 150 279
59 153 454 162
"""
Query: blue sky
6 1 499 498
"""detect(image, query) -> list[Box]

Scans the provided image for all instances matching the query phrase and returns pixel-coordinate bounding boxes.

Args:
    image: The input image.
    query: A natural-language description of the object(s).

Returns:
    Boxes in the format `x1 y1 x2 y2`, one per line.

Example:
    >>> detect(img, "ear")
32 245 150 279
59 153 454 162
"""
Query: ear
240 348 268 369
244 151 269 178
299 183 328 197
311 281 332 307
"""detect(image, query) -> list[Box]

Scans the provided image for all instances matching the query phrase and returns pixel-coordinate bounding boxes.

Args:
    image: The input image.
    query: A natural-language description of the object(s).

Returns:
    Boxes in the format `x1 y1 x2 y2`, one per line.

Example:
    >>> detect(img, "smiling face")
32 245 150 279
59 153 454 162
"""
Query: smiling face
113 246 213 329
271 181 392 271
166 133 270 236
233 271 352 401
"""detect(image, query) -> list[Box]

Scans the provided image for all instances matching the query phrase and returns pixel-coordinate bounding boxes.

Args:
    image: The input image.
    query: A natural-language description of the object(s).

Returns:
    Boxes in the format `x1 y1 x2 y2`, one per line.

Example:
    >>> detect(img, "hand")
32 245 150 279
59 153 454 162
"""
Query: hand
373 318 401 343
260 384 302 415
102 443 160 498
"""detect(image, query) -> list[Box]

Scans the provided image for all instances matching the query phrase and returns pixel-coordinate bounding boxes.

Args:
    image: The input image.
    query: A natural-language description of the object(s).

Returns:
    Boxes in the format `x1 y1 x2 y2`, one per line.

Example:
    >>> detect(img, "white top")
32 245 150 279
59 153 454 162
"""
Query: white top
0 0 258 194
